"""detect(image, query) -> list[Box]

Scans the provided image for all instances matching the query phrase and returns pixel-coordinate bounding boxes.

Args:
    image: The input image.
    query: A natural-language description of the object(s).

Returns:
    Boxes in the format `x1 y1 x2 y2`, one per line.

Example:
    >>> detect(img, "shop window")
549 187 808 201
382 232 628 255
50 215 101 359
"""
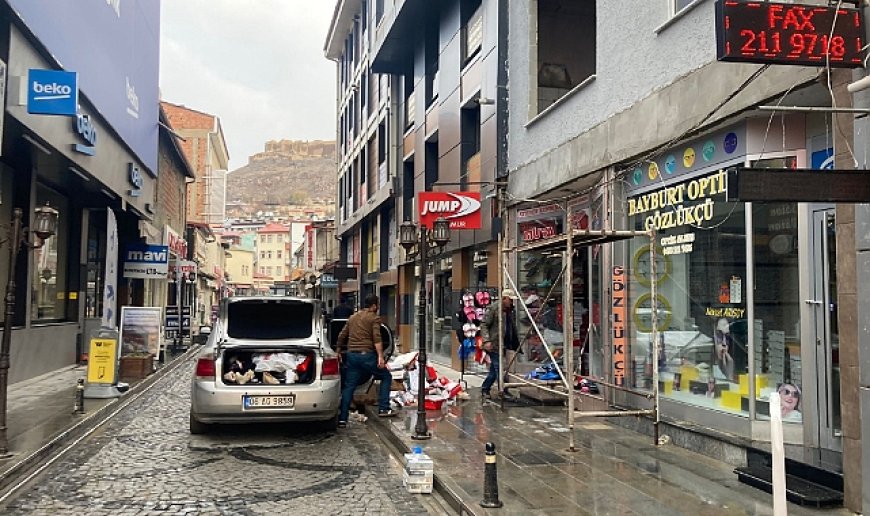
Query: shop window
751 203 801 423
31 186 69 322
627 170 750 417
536 0 596 113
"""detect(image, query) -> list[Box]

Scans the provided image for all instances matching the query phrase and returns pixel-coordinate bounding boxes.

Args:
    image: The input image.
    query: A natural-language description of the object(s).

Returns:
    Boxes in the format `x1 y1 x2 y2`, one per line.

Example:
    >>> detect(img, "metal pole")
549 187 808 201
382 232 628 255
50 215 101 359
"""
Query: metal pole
564 225 576 452
412 228 430 440
650 230 660 446
0 209 23 456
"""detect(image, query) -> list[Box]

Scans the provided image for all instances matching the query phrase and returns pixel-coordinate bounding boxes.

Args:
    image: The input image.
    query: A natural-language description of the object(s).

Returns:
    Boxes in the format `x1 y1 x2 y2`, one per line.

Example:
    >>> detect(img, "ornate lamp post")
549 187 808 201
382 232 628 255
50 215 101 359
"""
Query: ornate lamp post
0 202 59 456
400 216 450 440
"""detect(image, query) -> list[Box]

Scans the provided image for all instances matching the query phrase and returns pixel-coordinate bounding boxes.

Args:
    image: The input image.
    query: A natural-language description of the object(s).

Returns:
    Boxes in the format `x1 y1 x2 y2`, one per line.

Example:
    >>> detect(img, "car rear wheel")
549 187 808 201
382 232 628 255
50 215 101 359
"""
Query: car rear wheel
189 410 210 434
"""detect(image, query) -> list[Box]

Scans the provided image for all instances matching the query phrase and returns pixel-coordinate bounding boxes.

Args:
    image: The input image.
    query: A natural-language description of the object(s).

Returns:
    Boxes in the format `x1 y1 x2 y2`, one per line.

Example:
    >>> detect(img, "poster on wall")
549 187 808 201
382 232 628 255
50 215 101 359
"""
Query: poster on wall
119 306 162 357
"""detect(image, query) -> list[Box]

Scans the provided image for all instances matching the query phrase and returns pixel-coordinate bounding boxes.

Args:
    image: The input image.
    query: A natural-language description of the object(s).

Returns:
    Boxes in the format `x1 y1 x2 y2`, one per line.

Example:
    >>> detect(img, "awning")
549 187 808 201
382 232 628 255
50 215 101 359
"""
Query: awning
289 268 305 281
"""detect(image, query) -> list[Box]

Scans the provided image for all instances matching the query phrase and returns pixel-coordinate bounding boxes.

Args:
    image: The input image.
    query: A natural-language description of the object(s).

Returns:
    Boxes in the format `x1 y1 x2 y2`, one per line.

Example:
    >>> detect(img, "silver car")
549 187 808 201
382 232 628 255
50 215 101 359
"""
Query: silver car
189 296 341 434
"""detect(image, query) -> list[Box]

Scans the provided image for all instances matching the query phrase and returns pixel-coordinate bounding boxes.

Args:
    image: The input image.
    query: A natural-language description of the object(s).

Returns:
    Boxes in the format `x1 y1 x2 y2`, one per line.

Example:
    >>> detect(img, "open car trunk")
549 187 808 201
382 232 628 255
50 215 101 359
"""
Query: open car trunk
221 347 317 386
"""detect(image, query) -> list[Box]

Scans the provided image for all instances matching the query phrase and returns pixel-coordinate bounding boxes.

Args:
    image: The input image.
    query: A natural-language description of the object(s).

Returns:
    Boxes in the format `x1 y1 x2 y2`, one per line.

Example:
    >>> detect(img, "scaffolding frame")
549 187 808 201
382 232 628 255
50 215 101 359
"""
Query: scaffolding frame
499 220 661 450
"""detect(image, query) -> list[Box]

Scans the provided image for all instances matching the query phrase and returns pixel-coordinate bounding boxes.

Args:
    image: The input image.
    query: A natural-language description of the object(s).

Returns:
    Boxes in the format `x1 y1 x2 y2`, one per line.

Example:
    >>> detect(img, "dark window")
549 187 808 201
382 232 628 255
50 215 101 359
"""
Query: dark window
403 161 414 217
537 0 596 113
425 141 438 188
227 300 314 339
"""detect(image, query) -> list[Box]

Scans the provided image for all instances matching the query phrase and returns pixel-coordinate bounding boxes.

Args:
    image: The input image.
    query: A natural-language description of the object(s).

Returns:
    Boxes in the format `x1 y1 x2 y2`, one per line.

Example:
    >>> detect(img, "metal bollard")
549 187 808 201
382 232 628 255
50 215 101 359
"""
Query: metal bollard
480 442 503 508
73 378 85 414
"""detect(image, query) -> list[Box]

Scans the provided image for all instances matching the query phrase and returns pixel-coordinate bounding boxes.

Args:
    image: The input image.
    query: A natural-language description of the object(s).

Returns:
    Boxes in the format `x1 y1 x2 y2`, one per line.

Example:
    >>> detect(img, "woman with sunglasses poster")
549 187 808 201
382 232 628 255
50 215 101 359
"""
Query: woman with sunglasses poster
777 382 802 422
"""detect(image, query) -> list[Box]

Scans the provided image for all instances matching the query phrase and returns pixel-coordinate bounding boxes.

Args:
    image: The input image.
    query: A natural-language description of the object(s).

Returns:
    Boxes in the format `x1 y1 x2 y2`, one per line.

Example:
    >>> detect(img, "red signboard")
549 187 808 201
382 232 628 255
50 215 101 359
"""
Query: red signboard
418 192 482 229
716 0 864 68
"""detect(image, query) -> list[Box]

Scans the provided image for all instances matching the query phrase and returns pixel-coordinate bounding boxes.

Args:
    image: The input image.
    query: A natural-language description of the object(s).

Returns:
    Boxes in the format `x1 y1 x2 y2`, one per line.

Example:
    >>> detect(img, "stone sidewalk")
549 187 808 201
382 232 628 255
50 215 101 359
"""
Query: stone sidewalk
369 361 852 516
0 348 195 494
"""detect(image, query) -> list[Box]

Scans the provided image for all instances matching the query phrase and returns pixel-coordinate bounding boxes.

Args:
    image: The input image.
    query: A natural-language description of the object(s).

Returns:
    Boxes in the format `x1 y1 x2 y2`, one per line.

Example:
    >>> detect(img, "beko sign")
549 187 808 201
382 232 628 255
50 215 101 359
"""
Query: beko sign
27 69 78 116
9 0 159 174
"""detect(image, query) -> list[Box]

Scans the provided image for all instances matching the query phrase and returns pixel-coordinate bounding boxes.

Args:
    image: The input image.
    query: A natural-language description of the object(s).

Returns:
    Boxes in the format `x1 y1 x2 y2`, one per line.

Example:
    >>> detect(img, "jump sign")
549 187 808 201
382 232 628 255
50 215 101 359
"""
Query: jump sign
715 0 864 68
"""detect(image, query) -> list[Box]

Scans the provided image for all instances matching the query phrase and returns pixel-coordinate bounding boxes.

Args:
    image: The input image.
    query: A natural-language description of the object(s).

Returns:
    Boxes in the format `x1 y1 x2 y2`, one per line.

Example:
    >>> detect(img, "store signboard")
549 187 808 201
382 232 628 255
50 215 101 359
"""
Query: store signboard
86 337 118 385
9 0 160 173
516 203 564 244
119 306 162 357
418 192 482 229
726 168 870 202
122 243 169 279
612 266 627 387
27 69 78 116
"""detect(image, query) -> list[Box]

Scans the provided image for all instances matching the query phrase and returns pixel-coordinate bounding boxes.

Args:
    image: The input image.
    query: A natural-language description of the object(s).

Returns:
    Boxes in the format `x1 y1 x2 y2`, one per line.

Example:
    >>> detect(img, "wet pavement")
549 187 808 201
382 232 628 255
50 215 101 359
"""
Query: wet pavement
371 362 853 516
0 358 440 515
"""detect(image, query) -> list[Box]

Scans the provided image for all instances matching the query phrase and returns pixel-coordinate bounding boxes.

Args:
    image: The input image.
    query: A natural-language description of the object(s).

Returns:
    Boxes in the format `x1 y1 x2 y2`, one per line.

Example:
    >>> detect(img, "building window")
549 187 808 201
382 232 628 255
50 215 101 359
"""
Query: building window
671 0 695 16
260 235 266 243
268 234 273 243
375 0 384 24
460 105 481 187
260 251 266 259
277 250 283 259
266 266 272 276
461 0 483 64
276 266 283 277
31 185 69 322
267 251 272 259
535 0 596 113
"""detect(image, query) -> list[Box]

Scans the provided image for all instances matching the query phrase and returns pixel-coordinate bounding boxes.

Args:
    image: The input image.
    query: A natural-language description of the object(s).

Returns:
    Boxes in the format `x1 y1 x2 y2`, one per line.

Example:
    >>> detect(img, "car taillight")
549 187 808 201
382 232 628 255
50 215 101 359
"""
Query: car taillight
321 357 340 379
195 357 215 378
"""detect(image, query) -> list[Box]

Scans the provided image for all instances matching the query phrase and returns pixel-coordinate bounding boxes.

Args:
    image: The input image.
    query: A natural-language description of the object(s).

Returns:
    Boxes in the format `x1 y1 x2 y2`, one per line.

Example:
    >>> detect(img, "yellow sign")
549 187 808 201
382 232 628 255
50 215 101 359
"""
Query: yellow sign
69 292 78 300
86 338 117 384
627 170 727 231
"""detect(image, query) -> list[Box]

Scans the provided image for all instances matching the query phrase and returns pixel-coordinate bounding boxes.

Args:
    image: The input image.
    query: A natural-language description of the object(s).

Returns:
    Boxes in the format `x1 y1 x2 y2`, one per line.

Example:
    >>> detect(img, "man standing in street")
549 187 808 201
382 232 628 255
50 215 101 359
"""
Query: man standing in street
336 294 396 427
480 289 520 399
332 296 354 319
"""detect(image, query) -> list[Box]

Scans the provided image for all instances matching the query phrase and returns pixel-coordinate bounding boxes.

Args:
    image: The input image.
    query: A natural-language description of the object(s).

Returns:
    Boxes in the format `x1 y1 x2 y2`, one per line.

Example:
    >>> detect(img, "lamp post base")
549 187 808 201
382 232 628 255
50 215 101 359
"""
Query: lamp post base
410 432 432 441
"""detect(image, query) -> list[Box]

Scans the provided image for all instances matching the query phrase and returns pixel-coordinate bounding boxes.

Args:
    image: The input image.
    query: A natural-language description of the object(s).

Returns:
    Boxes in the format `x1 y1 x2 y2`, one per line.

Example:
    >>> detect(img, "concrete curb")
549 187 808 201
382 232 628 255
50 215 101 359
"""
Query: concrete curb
0 346 199 499
365 407 482 516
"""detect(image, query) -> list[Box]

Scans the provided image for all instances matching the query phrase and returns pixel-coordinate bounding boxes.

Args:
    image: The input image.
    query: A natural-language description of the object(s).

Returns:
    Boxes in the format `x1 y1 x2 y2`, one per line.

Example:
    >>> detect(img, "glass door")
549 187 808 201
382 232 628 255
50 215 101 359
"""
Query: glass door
809 208 841 451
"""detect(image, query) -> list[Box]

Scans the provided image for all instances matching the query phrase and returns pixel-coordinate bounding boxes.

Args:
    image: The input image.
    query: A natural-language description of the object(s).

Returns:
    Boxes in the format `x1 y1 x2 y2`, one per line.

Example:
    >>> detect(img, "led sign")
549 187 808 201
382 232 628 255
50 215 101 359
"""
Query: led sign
715 0 864 68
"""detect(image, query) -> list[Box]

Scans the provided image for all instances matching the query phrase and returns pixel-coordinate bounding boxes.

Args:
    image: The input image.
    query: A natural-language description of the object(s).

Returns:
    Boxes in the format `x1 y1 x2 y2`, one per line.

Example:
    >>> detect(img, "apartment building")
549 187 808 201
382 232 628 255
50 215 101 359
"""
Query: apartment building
367 0 506 362
256 223 290 283
161 102 230 228
325 0 401 327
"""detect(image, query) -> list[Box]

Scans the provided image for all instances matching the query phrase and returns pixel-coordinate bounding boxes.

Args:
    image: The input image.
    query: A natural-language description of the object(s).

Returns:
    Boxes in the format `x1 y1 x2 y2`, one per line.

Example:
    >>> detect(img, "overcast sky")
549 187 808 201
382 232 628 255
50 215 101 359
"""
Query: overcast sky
160 1 337 171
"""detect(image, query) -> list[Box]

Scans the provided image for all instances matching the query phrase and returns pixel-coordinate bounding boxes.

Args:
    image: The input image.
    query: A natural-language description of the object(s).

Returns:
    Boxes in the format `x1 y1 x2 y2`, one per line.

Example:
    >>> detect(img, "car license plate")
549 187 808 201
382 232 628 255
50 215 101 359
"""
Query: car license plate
243 395 295 409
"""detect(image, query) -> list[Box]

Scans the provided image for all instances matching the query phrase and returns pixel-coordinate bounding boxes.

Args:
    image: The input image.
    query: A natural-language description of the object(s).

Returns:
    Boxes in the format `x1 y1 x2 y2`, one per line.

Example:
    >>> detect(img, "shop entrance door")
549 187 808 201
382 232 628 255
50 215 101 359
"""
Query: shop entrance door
808 208 841 453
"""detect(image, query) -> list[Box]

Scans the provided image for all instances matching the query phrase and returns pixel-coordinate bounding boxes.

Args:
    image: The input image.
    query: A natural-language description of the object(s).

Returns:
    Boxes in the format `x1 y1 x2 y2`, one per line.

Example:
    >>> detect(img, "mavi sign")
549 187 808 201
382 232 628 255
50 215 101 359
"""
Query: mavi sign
27 69 78 116
122 243 169 279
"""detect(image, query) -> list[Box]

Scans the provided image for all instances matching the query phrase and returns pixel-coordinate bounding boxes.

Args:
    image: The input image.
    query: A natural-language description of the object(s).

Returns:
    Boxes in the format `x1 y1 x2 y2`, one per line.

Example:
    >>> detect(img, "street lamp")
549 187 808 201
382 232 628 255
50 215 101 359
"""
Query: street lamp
399 216 450 440
0 203 59 456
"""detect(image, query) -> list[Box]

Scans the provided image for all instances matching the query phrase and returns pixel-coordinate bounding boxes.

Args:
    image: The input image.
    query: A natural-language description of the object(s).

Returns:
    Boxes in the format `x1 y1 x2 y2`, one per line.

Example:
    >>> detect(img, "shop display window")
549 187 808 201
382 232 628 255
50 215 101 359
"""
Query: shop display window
31 185 69 323
752 202 802 423
627 170 752 417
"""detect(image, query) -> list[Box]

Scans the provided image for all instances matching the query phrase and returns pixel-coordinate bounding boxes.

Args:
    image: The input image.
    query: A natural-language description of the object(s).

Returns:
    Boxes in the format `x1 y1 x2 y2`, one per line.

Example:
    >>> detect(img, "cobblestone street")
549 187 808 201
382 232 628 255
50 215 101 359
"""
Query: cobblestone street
1 361 436 515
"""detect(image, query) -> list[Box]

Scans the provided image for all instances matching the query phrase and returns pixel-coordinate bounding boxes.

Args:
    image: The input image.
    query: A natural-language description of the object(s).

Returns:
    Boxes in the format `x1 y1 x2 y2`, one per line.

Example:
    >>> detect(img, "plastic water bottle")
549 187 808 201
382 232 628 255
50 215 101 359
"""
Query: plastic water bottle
403 446 434 494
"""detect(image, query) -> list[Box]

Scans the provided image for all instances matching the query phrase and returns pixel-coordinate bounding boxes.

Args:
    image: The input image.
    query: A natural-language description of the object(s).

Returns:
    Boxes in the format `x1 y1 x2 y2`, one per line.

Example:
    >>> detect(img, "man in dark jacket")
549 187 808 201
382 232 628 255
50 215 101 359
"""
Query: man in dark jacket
336 295 396 427
332 297 354 319
480 289 520 398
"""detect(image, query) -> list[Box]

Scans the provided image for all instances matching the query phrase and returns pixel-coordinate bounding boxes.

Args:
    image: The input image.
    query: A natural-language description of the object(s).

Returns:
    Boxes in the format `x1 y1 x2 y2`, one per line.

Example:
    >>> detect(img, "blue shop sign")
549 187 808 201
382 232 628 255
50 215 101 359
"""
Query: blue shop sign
123 243 169 279
27 69 78 116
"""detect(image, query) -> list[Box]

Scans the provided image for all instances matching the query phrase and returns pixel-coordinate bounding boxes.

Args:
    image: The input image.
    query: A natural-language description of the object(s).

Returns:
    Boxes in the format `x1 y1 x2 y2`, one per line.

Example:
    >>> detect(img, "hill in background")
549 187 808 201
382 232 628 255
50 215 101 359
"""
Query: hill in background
226 140 337 218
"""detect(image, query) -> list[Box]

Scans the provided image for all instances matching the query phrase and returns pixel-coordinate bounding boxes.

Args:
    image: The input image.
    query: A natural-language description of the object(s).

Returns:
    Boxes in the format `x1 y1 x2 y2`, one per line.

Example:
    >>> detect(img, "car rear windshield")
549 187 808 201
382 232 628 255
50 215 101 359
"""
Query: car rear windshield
226 301 314 340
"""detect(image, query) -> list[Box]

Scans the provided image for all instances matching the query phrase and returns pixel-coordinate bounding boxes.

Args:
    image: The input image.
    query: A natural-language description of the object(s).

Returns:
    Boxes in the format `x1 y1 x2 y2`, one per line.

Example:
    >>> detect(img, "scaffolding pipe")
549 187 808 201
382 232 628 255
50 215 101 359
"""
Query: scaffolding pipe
573 409 655 418
650 229 660 445
564 224 576 451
